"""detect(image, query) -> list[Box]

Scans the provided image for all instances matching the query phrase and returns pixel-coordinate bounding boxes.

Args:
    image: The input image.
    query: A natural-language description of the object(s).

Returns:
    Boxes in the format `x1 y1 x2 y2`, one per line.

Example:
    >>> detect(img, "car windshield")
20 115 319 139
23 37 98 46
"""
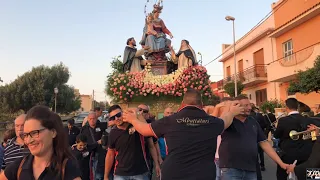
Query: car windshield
74 113 89 123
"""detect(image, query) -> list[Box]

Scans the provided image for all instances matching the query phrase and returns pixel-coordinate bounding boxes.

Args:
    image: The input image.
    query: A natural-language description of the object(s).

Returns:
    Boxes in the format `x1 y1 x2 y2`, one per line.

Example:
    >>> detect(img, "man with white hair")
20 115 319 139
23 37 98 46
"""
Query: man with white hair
3 114 30 168
80 111 110 180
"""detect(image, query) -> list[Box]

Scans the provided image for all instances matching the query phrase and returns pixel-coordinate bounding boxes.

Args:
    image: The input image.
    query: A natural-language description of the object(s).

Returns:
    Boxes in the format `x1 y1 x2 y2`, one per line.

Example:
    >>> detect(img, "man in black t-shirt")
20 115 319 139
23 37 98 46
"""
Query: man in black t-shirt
104 105 160 180
219 95 289 180
122 89 243 180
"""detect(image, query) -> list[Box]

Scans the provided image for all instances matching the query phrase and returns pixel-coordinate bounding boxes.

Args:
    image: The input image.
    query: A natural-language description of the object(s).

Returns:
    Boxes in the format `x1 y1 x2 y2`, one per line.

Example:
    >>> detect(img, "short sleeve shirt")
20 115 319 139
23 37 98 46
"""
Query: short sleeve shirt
150 106 224 180
219 117 267 171
4 154 81 180
108 126 148 176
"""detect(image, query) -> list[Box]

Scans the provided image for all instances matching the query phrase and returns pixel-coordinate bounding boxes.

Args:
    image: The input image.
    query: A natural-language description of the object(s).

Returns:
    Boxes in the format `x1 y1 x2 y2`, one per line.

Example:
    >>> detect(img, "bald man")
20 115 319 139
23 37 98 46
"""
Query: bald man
123 89 243 180
3 114 30 168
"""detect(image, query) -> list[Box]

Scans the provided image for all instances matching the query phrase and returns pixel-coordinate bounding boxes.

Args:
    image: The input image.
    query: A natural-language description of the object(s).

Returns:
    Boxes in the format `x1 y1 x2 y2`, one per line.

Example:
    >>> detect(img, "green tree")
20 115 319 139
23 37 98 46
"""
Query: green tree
110 56 124 73
223 81 245 97
53 85 81 114
105 56 124 104
0 63 81 113
260 99 284 113
288 56 320 94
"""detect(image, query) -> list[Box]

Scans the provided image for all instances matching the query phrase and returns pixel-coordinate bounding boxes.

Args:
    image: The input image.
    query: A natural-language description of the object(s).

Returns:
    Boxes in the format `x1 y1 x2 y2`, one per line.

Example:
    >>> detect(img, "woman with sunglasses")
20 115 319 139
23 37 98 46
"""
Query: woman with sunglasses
0 105 81 180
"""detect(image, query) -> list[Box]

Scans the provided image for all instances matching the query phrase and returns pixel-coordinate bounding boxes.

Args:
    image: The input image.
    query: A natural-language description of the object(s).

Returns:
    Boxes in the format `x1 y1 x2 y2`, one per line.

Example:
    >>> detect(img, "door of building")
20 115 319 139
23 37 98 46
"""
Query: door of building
255 88 267 106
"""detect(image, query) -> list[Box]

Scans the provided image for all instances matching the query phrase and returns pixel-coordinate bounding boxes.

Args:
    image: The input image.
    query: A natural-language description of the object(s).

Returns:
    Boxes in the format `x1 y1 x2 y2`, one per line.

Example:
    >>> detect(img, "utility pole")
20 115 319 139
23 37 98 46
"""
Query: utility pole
92 90 95 110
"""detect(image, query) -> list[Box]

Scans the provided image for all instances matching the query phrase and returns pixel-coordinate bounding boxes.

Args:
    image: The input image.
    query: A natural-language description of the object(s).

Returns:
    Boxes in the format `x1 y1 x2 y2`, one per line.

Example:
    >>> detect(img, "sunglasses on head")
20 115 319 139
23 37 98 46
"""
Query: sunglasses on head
109 112 122 121
138 108 149 113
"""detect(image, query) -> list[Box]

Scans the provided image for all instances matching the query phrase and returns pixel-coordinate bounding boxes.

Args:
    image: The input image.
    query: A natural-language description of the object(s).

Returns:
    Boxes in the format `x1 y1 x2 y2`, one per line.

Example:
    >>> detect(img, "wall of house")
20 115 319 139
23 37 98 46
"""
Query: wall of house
222 36 275 78
268 42 320 82
272 0 320 29
243 82 281 105
275 15 320 59
296 92 320 109
278 82 320 109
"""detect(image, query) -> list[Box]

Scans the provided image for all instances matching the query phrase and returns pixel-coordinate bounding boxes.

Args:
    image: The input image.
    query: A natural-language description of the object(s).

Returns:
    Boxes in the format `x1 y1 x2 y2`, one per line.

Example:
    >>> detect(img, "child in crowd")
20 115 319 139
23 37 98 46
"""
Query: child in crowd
1 128 16 169
72 134 90 180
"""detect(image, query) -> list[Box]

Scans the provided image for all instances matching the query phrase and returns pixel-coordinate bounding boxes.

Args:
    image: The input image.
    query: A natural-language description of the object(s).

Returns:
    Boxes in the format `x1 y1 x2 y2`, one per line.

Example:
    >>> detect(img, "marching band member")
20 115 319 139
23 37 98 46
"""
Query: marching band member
274 98 314 180
287 124 320 179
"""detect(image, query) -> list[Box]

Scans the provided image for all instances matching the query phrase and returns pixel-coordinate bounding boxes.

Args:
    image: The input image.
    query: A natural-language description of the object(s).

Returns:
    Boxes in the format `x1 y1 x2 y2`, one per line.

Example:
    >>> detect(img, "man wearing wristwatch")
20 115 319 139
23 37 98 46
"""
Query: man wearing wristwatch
122 89 244 180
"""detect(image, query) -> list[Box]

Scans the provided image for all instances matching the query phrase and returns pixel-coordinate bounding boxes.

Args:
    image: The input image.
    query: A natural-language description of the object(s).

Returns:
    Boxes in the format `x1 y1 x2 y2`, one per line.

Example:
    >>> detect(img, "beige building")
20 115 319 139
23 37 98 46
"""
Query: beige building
80 95 93 112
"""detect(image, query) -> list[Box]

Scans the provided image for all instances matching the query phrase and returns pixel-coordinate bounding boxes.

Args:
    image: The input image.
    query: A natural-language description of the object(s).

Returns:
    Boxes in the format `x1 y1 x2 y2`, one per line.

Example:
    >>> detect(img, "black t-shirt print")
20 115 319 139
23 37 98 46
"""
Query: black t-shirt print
72 148 90 180
108 126 148 176
4 154 81 180
150 106 224 180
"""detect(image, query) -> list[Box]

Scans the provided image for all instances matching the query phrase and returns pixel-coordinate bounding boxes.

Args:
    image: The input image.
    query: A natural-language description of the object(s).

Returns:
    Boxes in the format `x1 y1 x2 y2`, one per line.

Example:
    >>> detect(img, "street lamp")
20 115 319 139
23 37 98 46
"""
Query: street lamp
225 15 238 97
54 87 59 113
197 52 203 65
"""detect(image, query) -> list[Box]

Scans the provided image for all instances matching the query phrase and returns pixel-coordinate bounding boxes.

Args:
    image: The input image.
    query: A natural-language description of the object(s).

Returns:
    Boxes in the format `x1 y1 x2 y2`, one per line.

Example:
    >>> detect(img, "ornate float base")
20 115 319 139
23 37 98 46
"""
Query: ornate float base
119 101 180 119
145 60 168 75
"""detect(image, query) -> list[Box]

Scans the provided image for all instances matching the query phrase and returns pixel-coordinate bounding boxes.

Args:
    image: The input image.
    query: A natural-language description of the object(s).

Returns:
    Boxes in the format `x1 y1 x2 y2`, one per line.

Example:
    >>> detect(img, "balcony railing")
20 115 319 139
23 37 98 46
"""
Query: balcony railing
279 43 315 67
217 64 267 89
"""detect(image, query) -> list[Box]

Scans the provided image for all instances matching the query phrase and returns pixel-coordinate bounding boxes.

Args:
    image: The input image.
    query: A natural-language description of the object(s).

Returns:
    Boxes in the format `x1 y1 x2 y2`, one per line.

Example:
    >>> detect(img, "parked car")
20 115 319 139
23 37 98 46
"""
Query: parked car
100 111 109 123
74 112 89 128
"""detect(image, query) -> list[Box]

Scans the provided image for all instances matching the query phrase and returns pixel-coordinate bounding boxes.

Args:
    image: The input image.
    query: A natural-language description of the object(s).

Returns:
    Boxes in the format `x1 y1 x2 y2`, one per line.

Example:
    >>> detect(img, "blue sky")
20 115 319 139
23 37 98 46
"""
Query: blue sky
0 0 275 101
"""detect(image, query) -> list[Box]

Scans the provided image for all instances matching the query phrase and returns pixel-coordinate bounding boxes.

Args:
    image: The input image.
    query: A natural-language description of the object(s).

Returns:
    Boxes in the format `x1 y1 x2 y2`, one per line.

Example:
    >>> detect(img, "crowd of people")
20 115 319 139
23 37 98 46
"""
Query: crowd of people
0 89 319 180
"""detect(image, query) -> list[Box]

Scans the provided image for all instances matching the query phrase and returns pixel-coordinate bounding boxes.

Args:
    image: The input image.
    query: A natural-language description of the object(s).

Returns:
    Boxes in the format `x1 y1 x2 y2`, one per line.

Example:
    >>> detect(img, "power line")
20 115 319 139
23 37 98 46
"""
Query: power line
266 41 320 66
204 0 289 67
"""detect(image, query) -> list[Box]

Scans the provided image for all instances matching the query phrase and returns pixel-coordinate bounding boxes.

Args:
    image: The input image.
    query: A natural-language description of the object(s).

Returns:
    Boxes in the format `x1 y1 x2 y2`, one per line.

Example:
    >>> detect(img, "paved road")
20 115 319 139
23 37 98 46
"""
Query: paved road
261 153 277 180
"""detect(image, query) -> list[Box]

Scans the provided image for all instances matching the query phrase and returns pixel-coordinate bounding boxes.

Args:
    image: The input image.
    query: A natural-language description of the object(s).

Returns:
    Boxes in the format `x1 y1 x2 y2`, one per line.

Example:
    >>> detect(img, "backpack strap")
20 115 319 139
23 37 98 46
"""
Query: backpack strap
61 158 68 180
17 157 27 180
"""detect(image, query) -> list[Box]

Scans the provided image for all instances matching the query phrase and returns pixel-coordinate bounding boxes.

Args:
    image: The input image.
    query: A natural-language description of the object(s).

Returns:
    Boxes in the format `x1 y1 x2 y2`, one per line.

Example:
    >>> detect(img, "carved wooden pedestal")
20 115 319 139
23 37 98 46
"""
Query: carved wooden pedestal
148 60 168 75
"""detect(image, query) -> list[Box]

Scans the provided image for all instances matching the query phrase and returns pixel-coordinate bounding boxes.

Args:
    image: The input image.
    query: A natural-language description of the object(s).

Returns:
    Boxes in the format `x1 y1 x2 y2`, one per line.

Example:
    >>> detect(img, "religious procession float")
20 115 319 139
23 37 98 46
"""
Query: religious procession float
106 0 217 118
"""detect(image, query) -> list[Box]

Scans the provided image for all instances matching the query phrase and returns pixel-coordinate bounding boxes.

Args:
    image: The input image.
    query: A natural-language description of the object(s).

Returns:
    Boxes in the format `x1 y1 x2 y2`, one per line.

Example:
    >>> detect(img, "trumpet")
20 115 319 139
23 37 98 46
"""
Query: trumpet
289 128 320 141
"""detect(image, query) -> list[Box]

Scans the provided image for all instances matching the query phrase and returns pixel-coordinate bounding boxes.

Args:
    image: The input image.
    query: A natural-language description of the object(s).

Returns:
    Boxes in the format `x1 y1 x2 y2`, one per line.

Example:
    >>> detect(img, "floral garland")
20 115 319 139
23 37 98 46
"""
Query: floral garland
107 65 214 103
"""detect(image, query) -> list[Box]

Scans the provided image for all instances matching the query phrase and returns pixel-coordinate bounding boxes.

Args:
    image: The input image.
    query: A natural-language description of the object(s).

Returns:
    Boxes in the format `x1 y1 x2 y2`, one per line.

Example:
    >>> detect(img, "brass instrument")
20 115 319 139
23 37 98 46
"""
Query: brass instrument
289 128 320 141
268 113 287 130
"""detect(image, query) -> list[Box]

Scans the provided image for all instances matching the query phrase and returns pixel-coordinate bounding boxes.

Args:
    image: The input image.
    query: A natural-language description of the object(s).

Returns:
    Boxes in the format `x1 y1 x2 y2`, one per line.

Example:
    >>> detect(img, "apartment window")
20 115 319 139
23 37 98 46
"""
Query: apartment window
283 40 293 60
226 66 231 77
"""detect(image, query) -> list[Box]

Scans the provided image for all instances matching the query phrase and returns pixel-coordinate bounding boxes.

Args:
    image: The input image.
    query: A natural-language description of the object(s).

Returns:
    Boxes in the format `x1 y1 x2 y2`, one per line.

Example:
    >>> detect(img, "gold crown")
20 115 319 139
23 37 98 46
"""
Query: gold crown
153 1 163 13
